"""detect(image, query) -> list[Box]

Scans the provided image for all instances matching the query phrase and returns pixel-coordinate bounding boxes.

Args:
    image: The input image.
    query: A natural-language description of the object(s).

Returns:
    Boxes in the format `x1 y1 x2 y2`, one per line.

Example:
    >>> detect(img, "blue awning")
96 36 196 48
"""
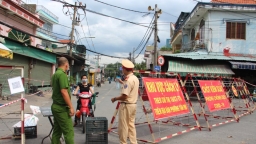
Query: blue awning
229 61 256 70
37 31 57 42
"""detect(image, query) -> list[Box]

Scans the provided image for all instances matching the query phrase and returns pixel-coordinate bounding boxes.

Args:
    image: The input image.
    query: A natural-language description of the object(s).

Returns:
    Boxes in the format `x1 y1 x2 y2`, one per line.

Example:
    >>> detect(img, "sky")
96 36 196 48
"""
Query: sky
27 0 210 65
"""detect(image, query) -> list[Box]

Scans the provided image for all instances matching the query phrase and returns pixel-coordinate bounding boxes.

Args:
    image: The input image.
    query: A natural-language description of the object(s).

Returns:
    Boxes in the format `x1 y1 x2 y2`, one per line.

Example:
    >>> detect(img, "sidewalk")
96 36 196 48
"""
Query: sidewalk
0 91 53 142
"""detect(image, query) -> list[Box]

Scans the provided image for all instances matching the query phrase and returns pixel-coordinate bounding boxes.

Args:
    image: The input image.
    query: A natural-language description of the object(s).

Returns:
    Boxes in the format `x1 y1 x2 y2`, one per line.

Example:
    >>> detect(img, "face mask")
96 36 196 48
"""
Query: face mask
82 79 88 83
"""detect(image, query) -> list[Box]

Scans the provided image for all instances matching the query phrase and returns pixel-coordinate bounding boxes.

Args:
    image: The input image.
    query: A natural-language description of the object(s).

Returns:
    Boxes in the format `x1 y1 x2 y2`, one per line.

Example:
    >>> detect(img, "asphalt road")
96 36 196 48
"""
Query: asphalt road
0 82 256 144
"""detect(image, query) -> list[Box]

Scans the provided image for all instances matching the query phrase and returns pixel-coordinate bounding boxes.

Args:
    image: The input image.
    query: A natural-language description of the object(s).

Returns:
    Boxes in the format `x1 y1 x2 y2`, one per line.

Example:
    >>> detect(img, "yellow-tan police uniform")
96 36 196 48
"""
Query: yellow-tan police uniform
118 59 139 144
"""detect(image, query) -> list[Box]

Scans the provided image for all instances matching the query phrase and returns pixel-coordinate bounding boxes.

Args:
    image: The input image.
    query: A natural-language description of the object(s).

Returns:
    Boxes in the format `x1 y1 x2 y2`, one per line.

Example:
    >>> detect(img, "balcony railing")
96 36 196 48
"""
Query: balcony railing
182 40 207 50
36 5 58 21
37 27 58 40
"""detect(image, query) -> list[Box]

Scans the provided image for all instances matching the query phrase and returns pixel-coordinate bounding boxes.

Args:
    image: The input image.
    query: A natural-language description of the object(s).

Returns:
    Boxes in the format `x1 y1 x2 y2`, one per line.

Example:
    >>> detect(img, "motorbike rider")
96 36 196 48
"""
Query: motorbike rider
73 75 94 127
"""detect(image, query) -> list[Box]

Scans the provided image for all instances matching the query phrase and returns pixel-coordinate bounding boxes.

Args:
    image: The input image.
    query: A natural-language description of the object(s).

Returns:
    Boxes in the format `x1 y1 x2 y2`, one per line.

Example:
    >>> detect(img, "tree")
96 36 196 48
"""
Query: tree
160 46 172 51
134 61 146 70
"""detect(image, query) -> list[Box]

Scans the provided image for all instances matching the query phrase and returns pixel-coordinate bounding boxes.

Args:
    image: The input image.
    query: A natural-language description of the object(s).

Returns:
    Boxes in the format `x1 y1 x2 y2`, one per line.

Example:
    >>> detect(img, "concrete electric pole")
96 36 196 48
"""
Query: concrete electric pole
148 4 162 70
69 2 77 56
94 54 101 83
132 47 135 63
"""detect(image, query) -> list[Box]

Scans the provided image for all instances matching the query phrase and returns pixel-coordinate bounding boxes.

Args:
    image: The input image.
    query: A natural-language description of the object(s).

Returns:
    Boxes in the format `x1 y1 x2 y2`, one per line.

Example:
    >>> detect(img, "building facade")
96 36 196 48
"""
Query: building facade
0 0 58 95
163 2 256 85
26 4 59 50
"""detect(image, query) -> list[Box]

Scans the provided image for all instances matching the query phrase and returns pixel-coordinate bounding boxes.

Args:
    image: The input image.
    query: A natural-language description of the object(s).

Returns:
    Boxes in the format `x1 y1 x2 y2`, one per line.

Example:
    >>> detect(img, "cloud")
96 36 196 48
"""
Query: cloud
34 0 211 64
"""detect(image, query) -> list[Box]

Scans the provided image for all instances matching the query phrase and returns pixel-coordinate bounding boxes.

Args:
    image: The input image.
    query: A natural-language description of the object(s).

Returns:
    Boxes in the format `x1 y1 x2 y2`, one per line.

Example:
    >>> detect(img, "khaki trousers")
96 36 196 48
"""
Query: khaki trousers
118 103 137 144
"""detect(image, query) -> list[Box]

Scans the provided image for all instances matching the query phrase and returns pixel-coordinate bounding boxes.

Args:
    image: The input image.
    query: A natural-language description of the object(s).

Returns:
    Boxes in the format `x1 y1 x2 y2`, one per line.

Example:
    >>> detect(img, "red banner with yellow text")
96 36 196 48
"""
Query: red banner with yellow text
143 78 189 120
198 80 230 112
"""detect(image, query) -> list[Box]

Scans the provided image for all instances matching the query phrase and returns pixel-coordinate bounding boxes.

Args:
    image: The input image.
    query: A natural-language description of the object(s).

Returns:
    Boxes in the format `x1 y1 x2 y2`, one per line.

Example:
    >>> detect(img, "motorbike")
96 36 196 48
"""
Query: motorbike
74 91 99 133
96 80 101 87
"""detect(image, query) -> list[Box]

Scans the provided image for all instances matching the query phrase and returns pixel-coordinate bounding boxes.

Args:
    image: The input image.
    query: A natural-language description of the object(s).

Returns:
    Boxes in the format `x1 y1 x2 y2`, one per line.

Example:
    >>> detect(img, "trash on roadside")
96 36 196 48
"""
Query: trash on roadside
30 105 41 115
13 105 40 127
12 114 39 127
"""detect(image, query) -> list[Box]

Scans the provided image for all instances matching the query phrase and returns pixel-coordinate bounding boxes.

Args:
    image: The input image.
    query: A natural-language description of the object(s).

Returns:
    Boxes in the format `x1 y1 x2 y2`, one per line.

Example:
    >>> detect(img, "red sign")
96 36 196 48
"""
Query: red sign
157 56 165 66
198 80 230 112
143 78 189 120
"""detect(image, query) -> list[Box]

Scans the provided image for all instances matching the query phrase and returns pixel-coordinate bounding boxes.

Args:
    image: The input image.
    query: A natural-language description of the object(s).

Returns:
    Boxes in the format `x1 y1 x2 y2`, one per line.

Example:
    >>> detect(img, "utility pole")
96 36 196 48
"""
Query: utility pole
129 52 132 61
132 47 135 63
53 0 86 77
69 2 77 56
153 4 158 69
94 55 101 84
148 4 162 70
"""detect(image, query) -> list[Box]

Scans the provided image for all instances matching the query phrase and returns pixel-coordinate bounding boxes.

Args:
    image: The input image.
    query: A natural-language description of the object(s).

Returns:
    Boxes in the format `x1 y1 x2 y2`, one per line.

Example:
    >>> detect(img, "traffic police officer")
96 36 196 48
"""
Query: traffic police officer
111 59 139 144
51 57 74 144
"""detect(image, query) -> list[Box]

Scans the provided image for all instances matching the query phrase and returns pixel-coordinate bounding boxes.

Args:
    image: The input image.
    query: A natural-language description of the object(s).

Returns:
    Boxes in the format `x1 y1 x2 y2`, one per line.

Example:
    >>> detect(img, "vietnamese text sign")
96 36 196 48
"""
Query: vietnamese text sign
8 76 24 94
198 80 230 112
143 78 189 120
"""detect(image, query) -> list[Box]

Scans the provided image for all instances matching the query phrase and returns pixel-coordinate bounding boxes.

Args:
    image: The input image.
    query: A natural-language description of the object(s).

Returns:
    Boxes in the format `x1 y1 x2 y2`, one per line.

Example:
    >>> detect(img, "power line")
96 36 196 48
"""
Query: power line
94 0 151 14
135 28 154 59
85 15 96 51
134 15 155 52
162 10 178 18
0 21 67 44
80 26 92 50
56 23 72 29
84 8 152 28
53 0 151 28
86 49 127 59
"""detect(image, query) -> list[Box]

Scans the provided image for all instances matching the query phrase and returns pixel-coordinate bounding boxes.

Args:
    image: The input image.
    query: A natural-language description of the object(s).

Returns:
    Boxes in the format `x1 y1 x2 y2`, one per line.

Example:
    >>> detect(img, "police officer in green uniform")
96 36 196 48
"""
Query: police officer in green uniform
51 57 75 144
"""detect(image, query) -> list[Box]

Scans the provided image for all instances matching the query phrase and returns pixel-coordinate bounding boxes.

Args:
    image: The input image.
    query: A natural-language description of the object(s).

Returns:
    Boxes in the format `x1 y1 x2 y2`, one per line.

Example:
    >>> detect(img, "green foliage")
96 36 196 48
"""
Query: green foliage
174 50 181 53
104 61 146 78
160 46 172 51
134 61 146 70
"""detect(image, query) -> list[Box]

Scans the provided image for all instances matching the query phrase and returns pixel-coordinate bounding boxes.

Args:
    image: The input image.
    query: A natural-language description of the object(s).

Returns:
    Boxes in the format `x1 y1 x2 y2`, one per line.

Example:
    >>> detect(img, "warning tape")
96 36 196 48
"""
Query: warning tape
242 80 256 87
0 98 27 109
1 88 52 98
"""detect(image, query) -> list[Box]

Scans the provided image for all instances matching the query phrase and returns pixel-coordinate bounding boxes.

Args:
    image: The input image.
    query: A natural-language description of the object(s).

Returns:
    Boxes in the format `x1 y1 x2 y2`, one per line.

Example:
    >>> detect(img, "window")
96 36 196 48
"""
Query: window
191 29 195 40
226 22 246 39
199 19 205 42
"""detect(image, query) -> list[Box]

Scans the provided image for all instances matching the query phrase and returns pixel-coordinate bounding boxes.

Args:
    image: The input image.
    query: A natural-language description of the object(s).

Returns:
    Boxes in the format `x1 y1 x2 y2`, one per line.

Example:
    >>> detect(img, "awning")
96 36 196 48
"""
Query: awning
0 43 13 59
168 61 234 76
229 61 256 70
4 39 56 64
37 31 57 42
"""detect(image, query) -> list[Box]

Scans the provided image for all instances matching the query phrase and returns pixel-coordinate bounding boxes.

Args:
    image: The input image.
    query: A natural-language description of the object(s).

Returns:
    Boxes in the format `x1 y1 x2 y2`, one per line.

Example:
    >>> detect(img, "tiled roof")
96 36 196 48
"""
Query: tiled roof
59 39 75 44
211 0 256 4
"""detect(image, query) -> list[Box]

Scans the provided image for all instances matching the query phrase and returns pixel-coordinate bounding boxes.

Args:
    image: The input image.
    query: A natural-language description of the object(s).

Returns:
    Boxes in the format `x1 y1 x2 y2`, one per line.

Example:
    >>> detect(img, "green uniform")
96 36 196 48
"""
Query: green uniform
51 68 74 144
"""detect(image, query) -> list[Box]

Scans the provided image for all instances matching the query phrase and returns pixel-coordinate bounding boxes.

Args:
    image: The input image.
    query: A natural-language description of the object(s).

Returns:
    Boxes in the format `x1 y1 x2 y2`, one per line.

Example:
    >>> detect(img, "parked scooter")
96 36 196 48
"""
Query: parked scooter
73 91 99 133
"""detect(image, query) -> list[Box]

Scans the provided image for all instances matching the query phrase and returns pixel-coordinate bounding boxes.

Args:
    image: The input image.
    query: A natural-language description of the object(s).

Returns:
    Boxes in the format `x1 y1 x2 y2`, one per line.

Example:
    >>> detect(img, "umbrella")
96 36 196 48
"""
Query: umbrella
0 43 13 59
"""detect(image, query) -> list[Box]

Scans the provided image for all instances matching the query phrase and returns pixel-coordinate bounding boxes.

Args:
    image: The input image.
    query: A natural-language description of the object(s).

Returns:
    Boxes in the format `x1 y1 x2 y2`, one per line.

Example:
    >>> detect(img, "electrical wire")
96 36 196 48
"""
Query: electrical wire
134 28 154 59
56 23 72 29
80 26 92 50
84 8 152 28
85 15 96 51
0 21 67 44
37 27 69 38
86 49 127 59
94 0 151 14
162 10 178 18
134 15 155 52
54 0 150 28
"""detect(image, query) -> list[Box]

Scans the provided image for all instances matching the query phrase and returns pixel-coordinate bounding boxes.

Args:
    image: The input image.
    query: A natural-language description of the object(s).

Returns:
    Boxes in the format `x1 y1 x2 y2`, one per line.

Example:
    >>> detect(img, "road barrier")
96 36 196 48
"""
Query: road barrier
108 70 256 143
